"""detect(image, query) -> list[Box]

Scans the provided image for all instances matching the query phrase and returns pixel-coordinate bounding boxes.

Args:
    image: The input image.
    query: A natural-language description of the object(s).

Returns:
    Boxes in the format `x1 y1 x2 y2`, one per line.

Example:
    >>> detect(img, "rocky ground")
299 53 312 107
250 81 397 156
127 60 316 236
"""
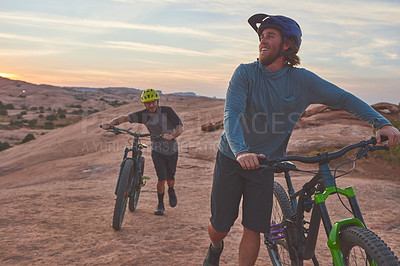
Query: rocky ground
1 96 399 265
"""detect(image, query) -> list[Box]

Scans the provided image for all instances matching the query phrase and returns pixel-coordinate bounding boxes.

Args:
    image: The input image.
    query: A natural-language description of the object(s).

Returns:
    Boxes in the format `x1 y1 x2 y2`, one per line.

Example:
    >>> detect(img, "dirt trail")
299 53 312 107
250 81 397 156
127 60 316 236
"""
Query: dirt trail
1 98 399 265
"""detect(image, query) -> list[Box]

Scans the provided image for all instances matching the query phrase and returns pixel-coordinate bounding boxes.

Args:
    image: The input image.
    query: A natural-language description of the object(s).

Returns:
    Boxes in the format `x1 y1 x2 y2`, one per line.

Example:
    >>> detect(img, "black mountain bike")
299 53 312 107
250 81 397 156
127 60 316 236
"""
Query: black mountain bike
102 126 160 231
261 136 399 265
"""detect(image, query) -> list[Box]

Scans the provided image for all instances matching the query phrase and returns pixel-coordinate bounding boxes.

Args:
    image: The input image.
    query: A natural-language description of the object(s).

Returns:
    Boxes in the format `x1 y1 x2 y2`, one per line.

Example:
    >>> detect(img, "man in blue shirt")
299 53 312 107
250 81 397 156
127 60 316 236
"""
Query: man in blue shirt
203 13 400 266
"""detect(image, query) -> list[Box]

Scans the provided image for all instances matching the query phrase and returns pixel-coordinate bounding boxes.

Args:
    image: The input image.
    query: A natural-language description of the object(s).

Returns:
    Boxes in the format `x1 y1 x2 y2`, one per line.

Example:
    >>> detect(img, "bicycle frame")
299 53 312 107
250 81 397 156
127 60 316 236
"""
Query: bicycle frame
114 133 147 196
280 162 370 265
264 137 392 265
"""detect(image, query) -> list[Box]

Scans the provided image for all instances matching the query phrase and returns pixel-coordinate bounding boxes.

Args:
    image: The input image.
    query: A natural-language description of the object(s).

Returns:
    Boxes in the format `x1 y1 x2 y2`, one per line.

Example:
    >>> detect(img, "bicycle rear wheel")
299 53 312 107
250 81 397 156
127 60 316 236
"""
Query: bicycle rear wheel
113 159 134 230
128 157 144 212
266 181 302 266
339 226 399 265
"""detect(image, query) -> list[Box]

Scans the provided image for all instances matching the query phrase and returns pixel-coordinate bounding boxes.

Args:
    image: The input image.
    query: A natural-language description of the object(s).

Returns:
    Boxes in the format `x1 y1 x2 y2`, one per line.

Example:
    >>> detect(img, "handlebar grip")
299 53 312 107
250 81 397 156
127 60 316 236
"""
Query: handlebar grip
375 145 390 151
379 135 388 142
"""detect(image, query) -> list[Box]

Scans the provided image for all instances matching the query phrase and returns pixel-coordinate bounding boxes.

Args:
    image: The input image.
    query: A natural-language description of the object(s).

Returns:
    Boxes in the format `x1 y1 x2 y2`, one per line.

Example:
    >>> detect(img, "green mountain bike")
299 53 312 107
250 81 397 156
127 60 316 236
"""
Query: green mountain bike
261 136 399 265
102 126 160 231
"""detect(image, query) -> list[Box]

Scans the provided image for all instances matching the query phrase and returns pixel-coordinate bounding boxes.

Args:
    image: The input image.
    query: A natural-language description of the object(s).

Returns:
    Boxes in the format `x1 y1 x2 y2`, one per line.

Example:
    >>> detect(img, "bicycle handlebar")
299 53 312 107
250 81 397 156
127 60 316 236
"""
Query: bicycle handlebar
259 136 389 166
100 125 162 140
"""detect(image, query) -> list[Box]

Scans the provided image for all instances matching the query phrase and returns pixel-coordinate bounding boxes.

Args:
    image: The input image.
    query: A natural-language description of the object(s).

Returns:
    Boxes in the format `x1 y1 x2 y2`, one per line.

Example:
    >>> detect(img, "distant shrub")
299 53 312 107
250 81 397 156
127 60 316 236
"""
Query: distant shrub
55 123 67 127
71 109 83 114
44 121 54 129
57 108 67 114
0 124 10 130
4 103 14 110
45 114 57 121
67 104 82 108
87 109 99 115
58 113 66 119
9 120 23 128
0 109 7 115
21 133 35 144
28 119 37 127
30 107 38 111
0 141 11 151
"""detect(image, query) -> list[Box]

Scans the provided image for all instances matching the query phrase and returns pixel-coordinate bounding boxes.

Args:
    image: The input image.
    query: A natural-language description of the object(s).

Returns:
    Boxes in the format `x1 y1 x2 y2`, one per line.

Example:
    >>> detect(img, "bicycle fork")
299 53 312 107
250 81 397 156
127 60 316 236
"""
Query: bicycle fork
114 148 131 195
313 186 367 265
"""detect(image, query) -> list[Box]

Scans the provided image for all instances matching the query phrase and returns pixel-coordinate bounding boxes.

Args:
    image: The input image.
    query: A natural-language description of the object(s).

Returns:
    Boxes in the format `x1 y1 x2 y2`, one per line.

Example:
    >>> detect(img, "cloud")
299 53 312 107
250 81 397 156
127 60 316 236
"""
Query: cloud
0 33 57 44
0 11 215 38
104 41 212 56
0 49 61 57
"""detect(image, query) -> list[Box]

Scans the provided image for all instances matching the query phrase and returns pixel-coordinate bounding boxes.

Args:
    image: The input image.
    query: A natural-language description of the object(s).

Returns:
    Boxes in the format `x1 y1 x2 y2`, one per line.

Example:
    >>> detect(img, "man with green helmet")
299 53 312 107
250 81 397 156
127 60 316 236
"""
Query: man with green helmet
102 88 183 216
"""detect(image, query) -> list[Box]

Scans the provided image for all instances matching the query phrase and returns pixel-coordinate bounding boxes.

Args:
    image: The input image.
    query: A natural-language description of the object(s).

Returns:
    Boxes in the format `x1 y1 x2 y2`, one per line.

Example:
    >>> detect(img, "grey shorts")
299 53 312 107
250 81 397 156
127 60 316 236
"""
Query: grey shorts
210 151 274 233
151 151 178 181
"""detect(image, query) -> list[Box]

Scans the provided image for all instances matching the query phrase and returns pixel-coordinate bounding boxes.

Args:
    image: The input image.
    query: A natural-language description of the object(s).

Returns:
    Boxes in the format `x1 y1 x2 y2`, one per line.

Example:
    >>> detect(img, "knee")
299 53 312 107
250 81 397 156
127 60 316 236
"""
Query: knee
208 222 229 239
242 226 260 238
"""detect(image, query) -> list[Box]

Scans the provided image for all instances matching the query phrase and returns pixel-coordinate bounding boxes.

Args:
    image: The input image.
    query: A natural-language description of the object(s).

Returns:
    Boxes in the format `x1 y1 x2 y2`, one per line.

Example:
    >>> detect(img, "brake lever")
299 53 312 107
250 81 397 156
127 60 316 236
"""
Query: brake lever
356 146 370 159
356 145 389 159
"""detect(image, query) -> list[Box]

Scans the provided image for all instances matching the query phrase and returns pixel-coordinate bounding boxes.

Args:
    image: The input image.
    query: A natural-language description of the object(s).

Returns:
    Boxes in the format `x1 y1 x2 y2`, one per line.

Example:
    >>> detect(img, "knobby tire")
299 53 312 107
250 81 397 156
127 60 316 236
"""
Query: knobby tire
112 159 134 231
128 157 145 212
267 181 302 266
339 226 399 266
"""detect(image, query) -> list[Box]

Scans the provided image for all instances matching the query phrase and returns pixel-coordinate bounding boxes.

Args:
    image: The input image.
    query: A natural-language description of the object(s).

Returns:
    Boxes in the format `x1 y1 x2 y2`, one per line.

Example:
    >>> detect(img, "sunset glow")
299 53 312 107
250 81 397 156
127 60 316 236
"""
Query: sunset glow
0 73 16 79
0 1 399 104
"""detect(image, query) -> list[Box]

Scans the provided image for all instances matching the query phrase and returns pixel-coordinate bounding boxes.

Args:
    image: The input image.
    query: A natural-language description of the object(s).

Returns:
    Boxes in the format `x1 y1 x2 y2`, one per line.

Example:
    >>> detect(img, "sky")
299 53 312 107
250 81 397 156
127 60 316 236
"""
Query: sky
0 0 399 104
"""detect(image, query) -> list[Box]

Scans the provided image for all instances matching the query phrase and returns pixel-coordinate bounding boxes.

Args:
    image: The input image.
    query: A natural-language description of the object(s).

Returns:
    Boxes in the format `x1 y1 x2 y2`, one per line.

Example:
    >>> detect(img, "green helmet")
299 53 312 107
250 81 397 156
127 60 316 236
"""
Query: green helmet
141 89 160 103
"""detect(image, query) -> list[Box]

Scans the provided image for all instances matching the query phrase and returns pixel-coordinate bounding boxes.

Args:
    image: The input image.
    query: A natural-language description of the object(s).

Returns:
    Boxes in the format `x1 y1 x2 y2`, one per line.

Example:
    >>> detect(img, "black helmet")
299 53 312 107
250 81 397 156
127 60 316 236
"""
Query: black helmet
248 13 302 48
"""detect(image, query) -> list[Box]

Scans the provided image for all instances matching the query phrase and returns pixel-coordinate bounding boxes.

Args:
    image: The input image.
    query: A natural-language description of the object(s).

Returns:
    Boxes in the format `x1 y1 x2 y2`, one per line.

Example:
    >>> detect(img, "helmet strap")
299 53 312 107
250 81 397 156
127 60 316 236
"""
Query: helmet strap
155 99 160 113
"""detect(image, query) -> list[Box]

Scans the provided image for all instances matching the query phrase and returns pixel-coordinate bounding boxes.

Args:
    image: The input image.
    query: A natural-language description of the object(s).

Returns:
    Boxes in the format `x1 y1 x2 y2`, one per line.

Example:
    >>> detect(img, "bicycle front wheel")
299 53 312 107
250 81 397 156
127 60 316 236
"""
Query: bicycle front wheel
266 181 302 266
113 159 134 230
128 157 144 212
339 226 399 265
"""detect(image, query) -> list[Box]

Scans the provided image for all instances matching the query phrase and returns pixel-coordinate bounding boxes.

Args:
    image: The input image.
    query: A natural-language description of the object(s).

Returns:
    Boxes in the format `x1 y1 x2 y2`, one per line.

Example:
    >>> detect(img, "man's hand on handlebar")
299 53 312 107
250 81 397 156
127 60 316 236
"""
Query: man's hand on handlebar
161 133 174 141
376 125 400 147
236 152 266 170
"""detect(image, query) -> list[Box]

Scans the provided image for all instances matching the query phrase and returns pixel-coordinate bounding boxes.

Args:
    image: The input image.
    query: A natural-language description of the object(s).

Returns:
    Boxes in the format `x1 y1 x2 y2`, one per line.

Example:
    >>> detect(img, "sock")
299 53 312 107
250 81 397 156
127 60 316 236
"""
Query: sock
157 193 164 205
212 241 223 250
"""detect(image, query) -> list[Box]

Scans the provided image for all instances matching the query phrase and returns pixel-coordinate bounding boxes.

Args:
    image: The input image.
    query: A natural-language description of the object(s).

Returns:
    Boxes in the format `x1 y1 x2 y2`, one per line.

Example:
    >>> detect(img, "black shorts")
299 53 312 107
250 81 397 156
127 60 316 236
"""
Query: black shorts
210 151 274 233
151 151 178 181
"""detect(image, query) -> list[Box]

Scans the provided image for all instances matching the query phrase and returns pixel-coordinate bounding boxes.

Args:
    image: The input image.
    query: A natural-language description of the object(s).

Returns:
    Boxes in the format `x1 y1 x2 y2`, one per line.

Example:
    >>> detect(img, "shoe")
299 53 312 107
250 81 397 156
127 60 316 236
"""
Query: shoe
154 204 165 216
203 241 223 266
168 187 177 207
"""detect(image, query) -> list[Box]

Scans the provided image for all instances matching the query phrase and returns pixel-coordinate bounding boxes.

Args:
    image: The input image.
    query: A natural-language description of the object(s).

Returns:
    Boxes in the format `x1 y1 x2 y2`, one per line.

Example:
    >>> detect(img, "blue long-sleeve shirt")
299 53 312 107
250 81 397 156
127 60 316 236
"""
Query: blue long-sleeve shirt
219 61 391 160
